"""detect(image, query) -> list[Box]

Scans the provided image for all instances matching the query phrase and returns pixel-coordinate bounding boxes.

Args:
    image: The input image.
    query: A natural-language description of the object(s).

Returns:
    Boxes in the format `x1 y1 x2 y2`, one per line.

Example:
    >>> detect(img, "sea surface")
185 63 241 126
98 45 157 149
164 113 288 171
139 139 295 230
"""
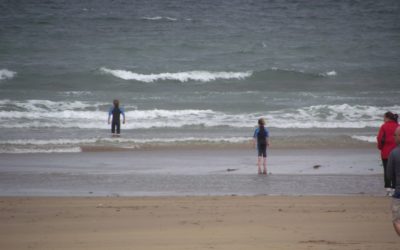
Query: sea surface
0 0 399 153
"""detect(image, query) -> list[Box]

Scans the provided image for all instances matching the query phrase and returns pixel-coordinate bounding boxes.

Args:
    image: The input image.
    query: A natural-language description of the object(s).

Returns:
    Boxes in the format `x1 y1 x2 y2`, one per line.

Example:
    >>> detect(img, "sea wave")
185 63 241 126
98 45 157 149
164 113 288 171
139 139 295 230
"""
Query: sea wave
251 67 337 82
141 16 178 21
62 91 93 97
351 135 376 143
0 100 398 129
0 137 249 153
0 69 16 80
100 67 337 83
0 99 105 112
270 67 336 76
0 137 250 146
0 147 81 154
265 104 394 129
100 67 252 82
321 70 337 77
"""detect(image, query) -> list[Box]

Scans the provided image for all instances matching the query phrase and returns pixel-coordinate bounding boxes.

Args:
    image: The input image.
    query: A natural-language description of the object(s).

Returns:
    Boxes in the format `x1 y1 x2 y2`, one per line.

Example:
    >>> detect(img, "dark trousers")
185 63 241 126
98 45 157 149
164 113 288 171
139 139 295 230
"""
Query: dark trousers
111 120 120 134
382 159 396 188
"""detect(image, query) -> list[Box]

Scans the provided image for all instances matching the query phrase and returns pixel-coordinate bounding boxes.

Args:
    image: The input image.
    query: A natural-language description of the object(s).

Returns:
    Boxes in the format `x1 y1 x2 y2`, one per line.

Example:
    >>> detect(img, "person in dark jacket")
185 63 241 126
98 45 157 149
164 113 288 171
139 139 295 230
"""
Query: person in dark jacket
377 111 398 195
108 99 125 136
387 126 400 236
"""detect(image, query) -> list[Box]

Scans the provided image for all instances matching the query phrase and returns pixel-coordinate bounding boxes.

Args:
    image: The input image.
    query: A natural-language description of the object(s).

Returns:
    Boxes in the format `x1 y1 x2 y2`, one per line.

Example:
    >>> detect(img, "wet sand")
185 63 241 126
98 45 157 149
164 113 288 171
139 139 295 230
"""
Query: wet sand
0 147 383 196
0 146 396 249
0 196 398 250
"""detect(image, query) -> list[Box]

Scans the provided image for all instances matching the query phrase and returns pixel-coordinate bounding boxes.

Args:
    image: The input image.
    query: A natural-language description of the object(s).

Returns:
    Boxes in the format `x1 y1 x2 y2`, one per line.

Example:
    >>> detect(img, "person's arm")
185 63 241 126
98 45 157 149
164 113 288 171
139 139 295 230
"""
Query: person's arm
377 125 385 150
108 108 112 124
387 151 396 183
266 129 270 147
120 108 126 124
253 129 257 149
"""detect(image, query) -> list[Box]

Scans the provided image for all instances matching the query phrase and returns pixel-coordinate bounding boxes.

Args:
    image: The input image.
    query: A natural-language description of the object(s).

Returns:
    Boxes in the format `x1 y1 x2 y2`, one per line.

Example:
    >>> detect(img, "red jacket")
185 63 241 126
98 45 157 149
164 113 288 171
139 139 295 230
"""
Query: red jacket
377 120 399 159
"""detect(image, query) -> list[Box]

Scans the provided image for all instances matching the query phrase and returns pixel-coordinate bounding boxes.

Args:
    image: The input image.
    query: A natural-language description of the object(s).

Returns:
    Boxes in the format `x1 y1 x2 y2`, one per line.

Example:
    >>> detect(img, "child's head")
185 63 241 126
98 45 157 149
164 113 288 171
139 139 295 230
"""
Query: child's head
258 118 265 126
113 99 119 108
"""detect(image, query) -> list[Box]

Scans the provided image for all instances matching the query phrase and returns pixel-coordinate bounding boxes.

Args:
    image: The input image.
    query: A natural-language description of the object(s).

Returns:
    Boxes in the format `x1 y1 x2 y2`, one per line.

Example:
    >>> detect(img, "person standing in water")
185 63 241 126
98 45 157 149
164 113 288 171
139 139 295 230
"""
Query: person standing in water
377 111 399 195
108 99 125 136
253 118 269 175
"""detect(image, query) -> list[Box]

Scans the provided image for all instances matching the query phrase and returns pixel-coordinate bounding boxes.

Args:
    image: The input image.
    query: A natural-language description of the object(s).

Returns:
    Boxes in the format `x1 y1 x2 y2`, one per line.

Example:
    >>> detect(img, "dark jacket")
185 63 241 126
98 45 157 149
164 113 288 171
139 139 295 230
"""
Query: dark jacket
387 146 400 195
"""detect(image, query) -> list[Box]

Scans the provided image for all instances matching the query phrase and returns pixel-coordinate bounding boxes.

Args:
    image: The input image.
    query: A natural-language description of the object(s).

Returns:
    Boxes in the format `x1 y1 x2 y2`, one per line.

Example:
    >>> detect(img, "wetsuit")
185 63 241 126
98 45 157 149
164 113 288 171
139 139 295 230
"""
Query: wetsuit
253 126 269 157
109 107 125 134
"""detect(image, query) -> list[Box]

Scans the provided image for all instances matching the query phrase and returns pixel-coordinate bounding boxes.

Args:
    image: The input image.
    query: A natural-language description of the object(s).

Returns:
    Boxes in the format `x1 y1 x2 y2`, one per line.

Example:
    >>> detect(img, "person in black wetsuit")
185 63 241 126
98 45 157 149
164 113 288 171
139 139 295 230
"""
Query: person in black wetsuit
253 118 270 175
108 99 125 135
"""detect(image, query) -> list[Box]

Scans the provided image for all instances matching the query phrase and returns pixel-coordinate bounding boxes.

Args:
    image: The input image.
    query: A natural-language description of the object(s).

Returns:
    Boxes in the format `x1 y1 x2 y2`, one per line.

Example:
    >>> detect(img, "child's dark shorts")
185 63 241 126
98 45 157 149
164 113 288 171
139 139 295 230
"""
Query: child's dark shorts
258 144 267 157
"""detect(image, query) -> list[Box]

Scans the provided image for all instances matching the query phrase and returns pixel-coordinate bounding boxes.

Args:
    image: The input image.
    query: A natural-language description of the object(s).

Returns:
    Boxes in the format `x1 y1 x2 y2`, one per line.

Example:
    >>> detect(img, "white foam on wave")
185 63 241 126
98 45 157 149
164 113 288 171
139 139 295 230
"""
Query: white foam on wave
321 70 337 77
0 99 105 112
266 104 397 129
0 137 250 153
0 100 398 129
141 16 178 21
270 67 337 77
101 137 250 144
0 138 98 145
351 135 376 143
270 67 306 73
0 109 219 129
62 91 92 97
0 69 16 80
0 137 250 146
0 147 81 154
100 67 252 83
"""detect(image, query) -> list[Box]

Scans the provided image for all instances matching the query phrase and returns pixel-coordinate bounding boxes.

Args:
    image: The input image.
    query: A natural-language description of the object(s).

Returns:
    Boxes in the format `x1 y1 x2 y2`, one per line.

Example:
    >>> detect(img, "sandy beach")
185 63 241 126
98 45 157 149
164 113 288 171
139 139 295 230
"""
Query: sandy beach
0 196 398 250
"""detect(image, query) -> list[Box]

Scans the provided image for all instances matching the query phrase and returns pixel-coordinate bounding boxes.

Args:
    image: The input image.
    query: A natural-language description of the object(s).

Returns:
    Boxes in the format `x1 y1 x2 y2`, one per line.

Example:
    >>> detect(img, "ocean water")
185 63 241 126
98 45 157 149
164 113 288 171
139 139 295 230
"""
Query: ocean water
0 0 399 153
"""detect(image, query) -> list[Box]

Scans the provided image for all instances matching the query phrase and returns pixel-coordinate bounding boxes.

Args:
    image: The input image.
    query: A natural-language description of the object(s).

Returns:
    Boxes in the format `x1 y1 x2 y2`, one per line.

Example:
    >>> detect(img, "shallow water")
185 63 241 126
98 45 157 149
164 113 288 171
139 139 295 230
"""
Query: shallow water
0 148 384 196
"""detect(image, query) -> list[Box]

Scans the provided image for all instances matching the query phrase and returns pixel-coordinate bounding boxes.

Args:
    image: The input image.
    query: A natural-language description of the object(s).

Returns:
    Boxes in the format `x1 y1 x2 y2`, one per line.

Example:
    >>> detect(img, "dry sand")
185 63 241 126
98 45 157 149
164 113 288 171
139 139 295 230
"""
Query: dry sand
0 196 399 249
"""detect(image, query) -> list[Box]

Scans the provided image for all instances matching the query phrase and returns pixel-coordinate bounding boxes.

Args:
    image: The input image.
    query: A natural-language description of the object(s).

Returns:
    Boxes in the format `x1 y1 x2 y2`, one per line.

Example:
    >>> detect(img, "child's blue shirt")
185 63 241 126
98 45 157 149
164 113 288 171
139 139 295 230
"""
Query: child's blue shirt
253 127 269 140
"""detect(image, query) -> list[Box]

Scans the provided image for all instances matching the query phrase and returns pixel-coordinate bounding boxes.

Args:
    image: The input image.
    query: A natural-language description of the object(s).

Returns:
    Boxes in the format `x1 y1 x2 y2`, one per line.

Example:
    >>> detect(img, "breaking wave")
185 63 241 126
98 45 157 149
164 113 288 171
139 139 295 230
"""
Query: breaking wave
0 99 398 129
0 69 16 80
0 137 249 154
351 135 376 143
141 16 178 21
100 67 252 83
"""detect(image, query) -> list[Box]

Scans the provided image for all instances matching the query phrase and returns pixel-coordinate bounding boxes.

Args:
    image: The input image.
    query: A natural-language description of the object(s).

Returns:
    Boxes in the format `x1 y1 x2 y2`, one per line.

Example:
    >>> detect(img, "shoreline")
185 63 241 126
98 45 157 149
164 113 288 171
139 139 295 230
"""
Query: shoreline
0 196 398 250
0 146 384 197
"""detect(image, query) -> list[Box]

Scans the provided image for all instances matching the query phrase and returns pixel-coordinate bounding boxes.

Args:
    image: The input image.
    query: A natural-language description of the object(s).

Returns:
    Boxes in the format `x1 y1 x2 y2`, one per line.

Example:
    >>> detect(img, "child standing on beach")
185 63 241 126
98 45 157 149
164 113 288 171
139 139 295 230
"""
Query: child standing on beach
108 99 125 136
253 118 269 175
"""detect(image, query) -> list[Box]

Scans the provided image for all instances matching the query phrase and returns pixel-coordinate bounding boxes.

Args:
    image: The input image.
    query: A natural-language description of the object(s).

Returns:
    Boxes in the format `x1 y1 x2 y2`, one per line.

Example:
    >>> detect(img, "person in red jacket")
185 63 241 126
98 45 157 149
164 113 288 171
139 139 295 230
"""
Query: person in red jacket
377 111 399 195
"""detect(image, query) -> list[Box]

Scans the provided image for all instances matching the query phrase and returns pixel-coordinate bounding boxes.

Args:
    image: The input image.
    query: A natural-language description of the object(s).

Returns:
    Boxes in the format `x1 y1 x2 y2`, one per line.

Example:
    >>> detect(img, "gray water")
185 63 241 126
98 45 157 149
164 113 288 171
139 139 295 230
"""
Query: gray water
0 0 399 153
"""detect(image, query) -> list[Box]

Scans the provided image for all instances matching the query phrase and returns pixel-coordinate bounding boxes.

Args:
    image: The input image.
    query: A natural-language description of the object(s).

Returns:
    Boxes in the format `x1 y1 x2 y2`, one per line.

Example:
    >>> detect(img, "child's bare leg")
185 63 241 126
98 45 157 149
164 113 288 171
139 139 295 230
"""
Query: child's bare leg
257 157 262 174
394 221 400 236
263 157 267 174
